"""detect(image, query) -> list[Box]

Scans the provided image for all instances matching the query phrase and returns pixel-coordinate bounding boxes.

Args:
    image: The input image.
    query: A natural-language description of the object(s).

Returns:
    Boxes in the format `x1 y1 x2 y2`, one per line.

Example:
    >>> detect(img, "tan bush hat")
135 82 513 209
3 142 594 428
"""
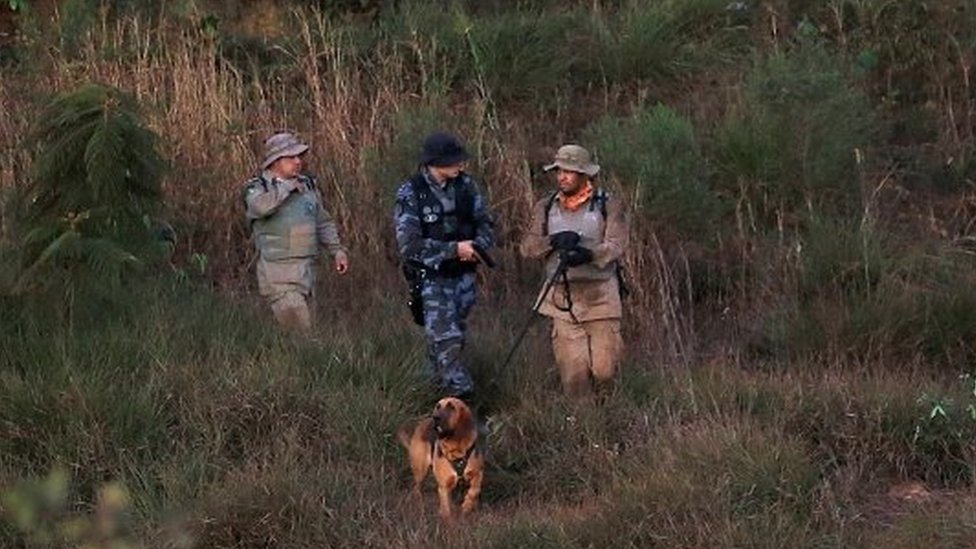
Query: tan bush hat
261 132 309 170
543 144 600 177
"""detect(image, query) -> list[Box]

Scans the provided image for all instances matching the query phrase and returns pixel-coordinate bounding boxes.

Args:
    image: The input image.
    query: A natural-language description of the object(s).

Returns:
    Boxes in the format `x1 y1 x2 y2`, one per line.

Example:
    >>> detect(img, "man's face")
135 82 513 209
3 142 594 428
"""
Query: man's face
428 162 465 184
557 168 588 196
271 155 304 179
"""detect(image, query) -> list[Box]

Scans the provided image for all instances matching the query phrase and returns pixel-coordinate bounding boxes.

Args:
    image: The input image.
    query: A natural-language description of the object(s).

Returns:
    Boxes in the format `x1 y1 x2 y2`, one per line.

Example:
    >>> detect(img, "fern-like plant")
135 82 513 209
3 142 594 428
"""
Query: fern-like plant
13 83 166 296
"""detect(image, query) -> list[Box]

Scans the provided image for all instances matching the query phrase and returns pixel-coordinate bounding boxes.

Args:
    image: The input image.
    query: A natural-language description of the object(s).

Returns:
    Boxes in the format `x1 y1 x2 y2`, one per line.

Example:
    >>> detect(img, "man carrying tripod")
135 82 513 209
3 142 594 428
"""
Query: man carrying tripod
520 145 629 400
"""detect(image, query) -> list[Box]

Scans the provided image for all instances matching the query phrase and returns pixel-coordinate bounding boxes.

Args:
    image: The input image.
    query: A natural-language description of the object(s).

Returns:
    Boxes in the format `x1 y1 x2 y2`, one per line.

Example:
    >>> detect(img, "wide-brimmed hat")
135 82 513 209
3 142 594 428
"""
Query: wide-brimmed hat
543 144 600 177
261 132 309 170
419 132 470 167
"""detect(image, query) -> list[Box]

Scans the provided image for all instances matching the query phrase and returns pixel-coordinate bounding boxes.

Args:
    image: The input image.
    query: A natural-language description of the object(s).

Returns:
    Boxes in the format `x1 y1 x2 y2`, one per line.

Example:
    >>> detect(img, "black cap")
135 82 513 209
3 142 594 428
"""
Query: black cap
419 132 470 167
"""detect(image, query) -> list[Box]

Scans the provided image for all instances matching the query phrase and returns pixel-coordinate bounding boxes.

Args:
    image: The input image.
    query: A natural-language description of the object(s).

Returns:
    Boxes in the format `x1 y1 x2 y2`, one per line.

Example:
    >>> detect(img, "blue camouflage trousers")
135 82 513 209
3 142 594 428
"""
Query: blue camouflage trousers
422 271 477 396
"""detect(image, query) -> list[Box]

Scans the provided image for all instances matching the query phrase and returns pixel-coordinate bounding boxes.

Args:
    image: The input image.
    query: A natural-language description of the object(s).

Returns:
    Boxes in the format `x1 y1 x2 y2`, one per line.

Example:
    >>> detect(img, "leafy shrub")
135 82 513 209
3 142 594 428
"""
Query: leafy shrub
601 0 752 82
716 42 877 225
11 83 167 298
798 215 885 299
365 101 456 191
457 9 585 105
584 103 721 238
375 1 468 97
568 422 817 547
753 237 976 371
2 469 142 548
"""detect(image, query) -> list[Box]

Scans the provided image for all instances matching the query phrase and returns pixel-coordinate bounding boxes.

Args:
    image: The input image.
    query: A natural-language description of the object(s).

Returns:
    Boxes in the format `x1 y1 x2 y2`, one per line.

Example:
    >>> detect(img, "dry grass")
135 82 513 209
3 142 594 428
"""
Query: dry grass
3 2 976 547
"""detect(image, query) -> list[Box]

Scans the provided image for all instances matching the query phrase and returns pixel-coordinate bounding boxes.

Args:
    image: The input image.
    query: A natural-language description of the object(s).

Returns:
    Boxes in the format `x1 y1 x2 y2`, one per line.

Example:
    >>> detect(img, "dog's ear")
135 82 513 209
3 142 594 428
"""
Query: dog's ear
453 402 476 437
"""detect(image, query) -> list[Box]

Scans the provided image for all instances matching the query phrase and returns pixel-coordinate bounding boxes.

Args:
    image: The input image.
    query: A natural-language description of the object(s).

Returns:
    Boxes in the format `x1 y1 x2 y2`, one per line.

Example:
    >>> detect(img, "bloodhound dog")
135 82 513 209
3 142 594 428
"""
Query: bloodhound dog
397 397 484 519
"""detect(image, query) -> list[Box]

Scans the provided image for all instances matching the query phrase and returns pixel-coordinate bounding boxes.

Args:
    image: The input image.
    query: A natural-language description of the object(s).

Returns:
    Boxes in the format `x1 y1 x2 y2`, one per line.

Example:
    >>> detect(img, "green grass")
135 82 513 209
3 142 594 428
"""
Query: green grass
3 1 976 546
3 278 976 547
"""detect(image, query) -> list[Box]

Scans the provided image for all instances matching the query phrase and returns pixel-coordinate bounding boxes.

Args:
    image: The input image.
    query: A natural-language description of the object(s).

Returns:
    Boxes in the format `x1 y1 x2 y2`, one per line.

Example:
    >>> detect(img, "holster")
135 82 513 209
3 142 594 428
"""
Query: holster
403 263 426 326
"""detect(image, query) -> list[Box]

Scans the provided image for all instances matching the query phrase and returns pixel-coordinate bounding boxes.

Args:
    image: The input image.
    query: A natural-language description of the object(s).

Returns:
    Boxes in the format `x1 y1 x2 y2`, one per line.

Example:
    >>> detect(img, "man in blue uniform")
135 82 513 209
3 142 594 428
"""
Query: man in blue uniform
393 132 495 397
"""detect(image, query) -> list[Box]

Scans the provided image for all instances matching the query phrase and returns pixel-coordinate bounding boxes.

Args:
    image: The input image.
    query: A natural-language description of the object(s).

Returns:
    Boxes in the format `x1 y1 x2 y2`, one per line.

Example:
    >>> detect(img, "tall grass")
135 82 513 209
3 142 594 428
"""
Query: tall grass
3 1 976 546
3 277 976 545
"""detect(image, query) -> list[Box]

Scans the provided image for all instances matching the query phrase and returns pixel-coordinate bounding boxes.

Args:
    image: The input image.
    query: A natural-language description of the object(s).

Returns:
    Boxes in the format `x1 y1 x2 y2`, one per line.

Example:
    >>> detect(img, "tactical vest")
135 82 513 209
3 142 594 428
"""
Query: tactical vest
248 174 321 261
544 189 616 281
409 172 477 277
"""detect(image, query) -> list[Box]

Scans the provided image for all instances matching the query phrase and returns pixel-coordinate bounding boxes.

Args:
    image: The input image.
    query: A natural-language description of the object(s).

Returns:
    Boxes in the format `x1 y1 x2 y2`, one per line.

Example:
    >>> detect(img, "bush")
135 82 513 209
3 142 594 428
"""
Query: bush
751 237 976 370
456 9 585 106
798 215 885 300
365 101 456 191
375 1 468 97
568 422 818 547
584 103 721 238
605 0 751 82
715 42 877 225
10 83 168 299
2 469 143 549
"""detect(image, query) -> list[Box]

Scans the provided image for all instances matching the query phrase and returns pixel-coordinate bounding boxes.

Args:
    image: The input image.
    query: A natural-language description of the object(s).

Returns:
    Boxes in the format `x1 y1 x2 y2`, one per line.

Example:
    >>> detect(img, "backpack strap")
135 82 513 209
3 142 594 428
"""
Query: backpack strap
408 173 432 238
298 173 317 190
541 190 560 235
591 187 608 217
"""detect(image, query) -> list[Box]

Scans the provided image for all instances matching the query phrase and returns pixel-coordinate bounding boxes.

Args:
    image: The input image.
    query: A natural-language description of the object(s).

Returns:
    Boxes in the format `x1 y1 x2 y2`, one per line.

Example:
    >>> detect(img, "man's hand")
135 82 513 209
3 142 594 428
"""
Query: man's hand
549 230 580 251
277 178 299 194
563 246 593 267
457 240 478 262
334 250 350 274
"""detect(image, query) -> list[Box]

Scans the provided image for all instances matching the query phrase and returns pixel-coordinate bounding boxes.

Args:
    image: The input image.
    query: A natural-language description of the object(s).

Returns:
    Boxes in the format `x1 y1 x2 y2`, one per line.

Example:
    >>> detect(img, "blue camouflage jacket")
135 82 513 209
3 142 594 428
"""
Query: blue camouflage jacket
393 169 494 273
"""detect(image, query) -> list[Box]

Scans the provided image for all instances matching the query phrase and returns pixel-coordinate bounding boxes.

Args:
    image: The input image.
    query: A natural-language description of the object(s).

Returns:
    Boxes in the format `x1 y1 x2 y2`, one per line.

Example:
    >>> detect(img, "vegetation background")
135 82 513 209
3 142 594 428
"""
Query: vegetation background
2 0 976 546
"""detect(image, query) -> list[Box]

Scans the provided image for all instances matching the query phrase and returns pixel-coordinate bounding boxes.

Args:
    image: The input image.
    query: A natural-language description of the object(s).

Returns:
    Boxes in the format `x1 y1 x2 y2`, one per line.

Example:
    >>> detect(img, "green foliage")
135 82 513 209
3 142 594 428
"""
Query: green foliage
4 0 976 545
12 83 166 296
752 237 976 372
567 423 816 547
605 0 751 81
798 216 884 299
3 277 976 545
911 382 976 484
716 43 876 225
30 84 163 219
377 3 589 106
820 0 976 104
365 100 455 189
584 104 720 238
2 469 142 548
457 9 584 105
374 1 467 97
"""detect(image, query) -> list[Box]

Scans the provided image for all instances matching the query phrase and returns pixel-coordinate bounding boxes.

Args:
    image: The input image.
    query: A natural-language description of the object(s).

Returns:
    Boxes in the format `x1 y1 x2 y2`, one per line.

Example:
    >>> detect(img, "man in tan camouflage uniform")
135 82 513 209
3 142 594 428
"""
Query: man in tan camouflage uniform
520 144 628 399
243 132 349 331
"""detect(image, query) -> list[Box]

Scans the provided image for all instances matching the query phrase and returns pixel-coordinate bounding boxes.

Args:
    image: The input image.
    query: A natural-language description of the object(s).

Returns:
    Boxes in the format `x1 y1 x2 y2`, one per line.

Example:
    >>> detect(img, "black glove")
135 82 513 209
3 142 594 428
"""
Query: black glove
549 230 580 251
562 246 594 267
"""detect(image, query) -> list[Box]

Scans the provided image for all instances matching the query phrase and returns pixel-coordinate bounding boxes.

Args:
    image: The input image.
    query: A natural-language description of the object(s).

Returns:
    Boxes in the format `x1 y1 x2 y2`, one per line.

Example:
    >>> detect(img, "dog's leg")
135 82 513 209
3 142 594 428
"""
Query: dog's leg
437 482 454 519
461 466 483 514
409 451 429 499
435 467 459 520
406 432 432 504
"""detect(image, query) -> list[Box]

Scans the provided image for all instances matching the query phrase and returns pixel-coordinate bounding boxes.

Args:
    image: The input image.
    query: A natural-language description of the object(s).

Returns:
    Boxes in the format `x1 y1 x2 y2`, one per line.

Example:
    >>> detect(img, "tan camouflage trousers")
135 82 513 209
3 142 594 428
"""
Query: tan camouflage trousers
551 318 624 399
269 290 313 332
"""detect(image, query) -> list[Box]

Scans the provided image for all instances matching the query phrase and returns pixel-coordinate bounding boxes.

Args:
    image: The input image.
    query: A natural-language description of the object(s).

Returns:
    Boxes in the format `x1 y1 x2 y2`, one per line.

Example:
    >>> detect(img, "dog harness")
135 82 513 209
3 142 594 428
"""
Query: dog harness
432 438 479 481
